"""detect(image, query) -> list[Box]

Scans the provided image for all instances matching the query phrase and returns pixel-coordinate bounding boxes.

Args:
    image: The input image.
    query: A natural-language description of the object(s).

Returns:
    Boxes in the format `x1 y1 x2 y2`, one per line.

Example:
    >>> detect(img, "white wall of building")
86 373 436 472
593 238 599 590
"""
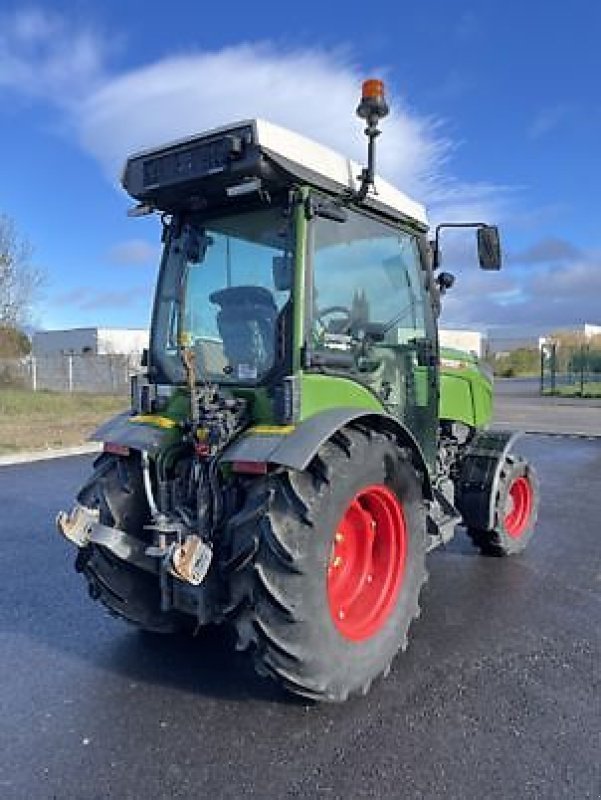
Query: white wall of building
96 328 149 355
32 327 149 357
584 323 601 338
33 328 97 356
439 329 483 357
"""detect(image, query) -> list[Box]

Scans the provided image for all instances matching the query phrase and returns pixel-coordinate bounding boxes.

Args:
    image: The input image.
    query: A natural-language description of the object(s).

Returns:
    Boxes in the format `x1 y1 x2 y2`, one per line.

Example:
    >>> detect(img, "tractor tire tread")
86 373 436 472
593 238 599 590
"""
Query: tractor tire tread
466 453 539 556
227 425 427 701
75 453 187 633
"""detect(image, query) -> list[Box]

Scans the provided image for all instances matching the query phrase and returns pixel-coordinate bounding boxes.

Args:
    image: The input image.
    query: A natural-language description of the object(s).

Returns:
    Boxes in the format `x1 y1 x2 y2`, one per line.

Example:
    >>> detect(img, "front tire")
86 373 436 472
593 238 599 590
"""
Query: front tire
226 427 427 702
466 454 539 556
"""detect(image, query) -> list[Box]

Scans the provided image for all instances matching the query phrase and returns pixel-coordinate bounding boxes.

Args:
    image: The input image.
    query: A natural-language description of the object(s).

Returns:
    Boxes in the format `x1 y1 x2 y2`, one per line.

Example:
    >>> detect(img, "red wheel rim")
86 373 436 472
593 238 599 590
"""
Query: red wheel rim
327 484 407 642
504 476 534 538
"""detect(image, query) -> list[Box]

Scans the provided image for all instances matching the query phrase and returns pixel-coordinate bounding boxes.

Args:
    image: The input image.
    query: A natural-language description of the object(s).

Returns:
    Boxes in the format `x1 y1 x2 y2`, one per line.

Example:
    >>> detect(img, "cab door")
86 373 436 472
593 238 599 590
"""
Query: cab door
310 208 438 467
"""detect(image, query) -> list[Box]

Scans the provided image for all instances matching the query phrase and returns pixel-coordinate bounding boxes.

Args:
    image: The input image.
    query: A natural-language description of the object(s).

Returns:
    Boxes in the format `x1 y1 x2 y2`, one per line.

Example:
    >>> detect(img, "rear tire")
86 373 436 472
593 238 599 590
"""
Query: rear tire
76 453 187 633
226 427 427 701
466 454 539 556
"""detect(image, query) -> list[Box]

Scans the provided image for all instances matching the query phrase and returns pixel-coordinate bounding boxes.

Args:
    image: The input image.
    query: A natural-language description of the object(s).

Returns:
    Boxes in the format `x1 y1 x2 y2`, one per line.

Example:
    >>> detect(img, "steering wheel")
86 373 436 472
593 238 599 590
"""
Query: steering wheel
316 305 352 333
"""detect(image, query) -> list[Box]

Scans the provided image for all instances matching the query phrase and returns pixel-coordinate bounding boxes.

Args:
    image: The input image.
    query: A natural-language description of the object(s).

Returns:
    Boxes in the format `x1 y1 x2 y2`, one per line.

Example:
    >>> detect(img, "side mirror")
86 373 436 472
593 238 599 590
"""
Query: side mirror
477 225 502 270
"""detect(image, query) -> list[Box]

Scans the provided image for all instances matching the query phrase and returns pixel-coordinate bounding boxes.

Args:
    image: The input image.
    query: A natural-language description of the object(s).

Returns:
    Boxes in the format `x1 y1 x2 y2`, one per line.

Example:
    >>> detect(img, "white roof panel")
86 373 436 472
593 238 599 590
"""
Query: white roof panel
254 119 428 227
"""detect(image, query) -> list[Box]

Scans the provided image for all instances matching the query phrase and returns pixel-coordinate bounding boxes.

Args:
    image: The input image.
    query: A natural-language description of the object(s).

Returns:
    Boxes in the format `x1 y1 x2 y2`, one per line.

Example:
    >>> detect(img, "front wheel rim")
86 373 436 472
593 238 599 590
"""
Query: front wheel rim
327 484 407 642
504 475 534 538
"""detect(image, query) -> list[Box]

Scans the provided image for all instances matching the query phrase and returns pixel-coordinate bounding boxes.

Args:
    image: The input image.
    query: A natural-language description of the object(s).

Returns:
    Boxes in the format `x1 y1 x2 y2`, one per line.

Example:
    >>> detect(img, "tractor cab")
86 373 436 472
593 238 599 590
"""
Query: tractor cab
123 94 500 475
123 115 444 467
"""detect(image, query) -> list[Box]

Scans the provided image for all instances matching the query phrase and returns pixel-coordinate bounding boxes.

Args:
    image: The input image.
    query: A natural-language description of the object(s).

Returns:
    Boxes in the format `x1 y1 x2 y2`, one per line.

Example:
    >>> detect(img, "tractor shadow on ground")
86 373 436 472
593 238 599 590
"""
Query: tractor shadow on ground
104 622 305 705
102 534 473 703
105 530 533 703
2 544 303 706
3 516 540 707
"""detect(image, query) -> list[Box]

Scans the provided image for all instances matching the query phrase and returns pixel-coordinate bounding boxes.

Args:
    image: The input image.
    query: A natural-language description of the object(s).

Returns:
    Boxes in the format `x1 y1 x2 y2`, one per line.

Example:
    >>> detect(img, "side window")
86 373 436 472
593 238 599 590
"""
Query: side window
312 210 426 347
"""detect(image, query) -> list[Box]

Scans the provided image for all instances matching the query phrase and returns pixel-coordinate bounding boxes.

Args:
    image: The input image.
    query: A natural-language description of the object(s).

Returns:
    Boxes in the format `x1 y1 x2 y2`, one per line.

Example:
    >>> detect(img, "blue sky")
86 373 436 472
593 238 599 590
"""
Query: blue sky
1 0 600 338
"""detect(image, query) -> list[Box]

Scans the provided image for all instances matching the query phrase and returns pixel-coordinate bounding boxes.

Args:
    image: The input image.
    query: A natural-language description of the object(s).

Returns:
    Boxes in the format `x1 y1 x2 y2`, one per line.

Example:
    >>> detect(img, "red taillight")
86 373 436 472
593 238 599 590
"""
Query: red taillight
231 460 268 475
103 442 131 457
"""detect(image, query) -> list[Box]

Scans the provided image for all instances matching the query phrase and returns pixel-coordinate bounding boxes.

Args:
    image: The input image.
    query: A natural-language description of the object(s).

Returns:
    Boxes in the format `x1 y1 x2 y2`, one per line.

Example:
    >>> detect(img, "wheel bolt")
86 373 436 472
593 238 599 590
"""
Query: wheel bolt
332 556 343 569
335 532 345 543
338 610 345 620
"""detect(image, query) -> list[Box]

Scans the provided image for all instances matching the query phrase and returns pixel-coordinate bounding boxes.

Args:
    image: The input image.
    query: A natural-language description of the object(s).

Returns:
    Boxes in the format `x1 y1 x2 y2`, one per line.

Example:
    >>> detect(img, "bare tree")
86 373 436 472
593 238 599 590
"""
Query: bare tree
0 214 44 327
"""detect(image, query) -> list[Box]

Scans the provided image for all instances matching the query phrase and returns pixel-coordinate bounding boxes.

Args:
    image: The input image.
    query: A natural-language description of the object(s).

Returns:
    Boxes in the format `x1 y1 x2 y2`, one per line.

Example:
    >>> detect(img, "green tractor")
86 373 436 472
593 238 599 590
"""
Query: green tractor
57 80 539 701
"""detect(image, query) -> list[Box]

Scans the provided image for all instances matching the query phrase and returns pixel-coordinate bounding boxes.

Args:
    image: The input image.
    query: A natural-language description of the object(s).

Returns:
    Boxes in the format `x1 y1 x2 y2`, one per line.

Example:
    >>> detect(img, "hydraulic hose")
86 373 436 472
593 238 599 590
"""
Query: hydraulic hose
141 450 160 519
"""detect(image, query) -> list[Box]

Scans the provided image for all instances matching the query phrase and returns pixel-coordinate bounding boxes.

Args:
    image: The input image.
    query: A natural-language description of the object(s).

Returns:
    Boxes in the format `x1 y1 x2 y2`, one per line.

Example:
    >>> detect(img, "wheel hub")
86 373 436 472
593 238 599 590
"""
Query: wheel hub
327 484 407 641
504 475 534 538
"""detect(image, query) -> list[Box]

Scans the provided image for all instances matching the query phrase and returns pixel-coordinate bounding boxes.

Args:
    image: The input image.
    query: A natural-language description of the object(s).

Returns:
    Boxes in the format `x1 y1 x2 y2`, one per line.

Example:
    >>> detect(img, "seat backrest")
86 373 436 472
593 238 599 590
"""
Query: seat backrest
210 286 277 374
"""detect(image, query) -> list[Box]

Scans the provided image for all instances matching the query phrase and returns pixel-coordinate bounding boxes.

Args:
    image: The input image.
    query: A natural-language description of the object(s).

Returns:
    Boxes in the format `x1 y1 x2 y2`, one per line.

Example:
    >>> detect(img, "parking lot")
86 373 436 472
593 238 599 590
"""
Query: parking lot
1 421 599 799
493 378 601 437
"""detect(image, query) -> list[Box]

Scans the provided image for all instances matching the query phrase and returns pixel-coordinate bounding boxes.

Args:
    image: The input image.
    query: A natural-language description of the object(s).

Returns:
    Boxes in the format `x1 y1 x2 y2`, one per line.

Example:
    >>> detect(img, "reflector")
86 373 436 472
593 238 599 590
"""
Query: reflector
231 461 268 475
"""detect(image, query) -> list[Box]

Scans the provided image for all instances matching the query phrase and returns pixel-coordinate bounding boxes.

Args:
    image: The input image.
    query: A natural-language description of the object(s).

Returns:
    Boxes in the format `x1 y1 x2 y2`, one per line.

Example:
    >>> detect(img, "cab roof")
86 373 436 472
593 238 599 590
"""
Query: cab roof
122 118 428 229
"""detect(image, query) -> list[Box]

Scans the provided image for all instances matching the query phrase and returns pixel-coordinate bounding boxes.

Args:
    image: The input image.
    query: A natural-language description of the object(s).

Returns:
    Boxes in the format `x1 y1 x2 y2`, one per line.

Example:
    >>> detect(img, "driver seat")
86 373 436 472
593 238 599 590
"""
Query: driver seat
210 286 277 376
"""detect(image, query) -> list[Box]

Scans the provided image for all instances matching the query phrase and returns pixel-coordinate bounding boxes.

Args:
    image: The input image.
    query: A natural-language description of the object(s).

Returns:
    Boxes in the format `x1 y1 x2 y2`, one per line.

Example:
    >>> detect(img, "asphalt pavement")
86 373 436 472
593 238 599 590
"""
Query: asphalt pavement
1 438 600 800
493 379 601 437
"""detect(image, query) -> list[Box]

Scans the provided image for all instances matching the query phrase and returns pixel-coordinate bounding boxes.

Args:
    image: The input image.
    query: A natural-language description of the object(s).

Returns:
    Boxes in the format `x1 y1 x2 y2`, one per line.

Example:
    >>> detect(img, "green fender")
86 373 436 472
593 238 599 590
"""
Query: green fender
90 411 181 455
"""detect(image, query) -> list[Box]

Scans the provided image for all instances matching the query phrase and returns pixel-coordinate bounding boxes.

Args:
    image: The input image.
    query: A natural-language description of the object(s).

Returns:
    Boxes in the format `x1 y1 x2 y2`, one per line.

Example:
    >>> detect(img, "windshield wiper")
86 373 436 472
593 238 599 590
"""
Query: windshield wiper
381 303 417 335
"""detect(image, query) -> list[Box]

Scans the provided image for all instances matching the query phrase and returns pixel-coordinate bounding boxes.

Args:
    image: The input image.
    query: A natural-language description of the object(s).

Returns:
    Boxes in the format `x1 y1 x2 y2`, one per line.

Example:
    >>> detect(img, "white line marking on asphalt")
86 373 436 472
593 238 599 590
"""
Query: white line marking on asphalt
0 443 102 467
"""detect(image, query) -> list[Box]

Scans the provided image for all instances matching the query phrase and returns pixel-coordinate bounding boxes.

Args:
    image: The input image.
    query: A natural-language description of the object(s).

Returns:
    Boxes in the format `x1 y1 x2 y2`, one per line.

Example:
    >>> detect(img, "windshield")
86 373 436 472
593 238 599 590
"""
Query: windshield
150 205 294 385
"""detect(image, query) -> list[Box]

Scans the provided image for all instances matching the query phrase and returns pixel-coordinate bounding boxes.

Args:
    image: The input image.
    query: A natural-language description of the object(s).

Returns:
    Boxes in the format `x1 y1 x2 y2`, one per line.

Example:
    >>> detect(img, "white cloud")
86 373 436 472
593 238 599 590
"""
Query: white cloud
1 8 530 331
108 239 159 266
528 105 571 140
54 286 148 310
76 46 509 221
0 8 109 103
11 8 59 42
510 237 582 264
78 46 455 201
0 9 509 223
441 243 601 333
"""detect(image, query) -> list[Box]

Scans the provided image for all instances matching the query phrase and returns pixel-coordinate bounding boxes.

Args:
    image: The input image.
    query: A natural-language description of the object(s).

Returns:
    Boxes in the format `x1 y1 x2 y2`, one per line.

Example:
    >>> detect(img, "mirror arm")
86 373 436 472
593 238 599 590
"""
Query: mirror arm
433 221 489 270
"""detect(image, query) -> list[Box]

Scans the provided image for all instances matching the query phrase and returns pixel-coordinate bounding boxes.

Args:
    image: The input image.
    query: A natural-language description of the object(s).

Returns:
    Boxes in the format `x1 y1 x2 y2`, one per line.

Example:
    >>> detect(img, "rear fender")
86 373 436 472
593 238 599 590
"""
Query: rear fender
90 411 180 455
221 407 433 500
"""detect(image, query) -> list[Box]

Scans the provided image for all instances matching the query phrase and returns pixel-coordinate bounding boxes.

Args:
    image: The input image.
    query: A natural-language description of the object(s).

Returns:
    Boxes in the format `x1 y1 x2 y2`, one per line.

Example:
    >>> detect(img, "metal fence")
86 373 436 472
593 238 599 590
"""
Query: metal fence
540 343 601 395
0 354 142 394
